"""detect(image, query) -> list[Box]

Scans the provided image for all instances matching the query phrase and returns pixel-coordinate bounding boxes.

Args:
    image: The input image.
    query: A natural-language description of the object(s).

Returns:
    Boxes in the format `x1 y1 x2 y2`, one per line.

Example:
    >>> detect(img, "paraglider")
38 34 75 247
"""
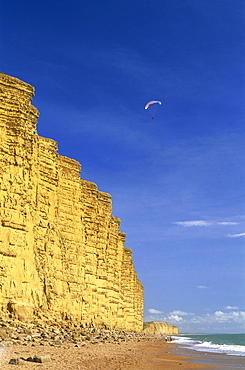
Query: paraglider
144 100 162 119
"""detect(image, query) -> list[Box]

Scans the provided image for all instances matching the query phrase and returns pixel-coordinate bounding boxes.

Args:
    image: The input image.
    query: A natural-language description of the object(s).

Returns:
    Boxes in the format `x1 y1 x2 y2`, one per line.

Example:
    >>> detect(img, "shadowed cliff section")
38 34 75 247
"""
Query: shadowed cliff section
0 73 143 331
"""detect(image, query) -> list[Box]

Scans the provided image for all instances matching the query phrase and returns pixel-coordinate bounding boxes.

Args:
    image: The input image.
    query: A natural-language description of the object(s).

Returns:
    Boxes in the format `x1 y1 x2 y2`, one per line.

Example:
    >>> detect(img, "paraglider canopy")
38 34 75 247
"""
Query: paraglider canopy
144 100 162 119
144 100 162 110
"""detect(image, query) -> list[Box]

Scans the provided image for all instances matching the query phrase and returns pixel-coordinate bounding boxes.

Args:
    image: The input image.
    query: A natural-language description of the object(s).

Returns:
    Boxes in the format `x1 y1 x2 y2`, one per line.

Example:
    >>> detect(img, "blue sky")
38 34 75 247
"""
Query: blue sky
1 0 244 333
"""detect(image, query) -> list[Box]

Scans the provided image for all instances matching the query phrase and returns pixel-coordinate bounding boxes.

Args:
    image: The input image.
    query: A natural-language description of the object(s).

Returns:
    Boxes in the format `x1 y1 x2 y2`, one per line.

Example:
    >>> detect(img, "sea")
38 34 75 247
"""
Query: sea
172 333 245 357
171 334 245 369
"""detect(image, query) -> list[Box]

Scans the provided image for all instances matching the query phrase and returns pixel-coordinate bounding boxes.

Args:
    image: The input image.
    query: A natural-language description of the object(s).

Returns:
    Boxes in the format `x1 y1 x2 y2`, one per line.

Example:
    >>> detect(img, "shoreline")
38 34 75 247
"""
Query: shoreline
171 344 245 370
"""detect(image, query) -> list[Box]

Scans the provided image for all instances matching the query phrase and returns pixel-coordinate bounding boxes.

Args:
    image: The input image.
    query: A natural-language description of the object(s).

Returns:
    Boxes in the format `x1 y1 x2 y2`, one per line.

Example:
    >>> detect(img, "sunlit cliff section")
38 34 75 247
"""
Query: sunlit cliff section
143 321 178 335
0 73 143 331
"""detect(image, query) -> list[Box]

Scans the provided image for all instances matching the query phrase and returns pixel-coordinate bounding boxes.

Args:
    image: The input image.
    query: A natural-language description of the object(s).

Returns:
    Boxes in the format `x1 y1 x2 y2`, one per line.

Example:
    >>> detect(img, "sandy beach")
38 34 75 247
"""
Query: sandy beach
1 322 245 369
0 338 221 369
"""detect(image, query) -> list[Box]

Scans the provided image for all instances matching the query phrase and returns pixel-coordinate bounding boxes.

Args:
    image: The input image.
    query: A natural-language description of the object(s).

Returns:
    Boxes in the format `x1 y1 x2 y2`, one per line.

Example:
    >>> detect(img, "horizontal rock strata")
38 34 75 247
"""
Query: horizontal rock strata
143 321 178 335
0 73 143 331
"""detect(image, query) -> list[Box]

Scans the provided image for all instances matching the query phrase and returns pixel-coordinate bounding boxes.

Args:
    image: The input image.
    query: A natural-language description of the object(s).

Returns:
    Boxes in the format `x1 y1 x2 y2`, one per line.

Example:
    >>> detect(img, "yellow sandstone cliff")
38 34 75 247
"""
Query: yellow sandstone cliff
143 321 178 335
0 73 143 331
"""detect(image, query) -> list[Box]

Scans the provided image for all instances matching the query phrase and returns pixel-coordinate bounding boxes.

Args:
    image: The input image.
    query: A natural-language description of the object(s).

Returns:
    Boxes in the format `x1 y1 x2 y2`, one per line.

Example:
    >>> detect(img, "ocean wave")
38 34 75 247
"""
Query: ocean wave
172 336 245 356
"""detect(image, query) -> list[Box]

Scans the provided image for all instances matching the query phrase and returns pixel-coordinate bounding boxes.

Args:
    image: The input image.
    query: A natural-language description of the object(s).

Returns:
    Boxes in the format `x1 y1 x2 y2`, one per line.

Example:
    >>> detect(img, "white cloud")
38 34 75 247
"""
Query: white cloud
148 308 163 314
173 221 211 227
168 314 183 322
214 311 229 322
190 317 202 323
170 310 194 316
191 311 245 324
225 305 239 310
197 285 210 289
173 220 240 228
214 311 245 323
227 232 245 238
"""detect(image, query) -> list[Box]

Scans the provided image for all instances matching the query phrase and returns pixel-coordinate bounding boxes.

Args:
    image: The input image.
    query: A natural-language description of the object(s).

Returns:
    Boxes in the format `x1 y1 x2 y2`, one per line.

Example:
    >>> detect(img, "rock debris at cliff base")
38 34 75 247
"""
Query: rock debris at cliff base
0 327 215 370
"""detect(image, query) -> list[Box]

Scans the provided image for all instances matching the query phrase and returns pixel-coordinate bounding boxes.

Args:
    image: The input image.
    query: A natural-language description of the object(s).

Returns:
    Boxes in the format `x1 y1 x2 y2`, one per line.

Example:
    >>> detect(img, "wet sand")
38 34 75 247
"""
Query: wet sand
172 344 245 370
0 338 221 369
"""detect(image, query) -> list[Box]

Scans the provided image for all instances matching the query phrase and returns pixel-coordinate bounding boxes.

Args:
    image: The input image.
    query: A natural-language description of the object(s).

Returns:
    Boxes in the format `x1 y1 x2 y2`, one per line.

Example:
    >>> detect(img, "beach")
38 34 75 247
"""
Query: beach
0 338 225 369
1 323 245 369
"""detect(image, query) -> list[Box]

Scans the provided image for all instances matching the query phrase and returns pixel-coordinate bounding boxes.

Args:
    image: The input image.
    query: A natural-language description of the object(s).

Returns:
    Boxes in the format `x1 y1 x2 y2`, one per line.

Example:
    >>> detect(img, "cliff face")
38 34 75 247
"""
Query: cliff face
143 321 178 335
0 73 143 331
